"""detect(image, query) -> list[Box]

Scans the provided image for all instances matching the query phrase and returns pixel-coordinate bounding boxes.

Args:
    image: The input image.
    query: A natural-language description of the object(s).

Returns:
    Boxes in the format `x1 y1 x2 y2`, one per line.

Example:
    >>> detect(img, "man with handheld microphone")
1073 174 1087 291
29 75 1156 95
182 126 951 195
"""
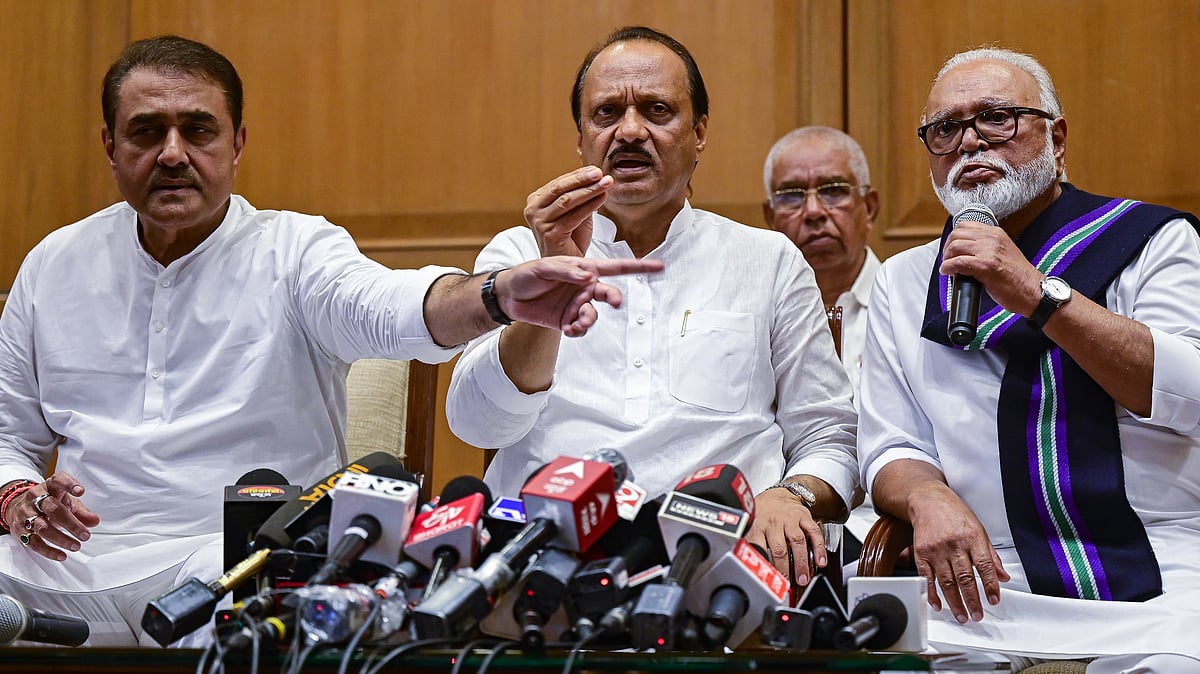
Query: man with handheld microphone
858 47 1200 671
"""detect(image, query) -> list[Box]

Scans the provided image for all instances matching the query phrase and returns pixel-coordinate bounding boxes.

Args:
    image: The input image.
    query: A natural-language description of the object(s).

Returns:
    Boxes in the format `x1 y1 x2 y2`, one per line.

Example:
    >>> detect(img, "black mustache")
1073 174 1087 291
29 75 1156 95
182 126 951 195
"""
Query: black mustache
607 145 653 163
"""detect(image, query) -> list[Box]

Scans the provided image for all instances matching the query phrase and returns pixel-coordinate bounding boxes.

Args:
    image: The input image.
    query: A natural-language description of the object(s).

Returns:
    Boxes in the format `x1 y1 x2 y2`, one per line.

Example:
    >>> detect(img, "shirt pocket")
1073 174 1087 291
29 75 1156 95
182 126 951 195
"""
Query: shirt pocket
668 310 756 413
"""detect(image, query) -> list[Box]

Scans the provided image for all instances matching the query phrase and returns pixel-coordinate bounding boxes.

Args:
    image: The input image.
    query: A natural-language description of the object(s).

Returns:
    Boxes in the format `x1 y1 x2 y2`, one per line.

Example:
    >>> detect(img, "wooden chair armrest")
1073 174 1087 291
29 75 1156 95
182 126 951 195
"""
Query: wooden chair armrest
856 513 914 577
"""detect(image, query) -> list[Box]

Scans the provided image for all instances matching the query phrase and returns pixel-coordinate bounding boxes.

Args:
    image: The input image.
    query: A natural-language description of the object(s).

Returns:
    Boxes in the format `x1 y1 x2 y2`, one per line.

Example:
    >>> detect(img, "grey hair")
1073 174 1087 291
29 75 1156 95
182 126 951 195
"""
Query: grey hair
923 47 1062 125
762 126 871 198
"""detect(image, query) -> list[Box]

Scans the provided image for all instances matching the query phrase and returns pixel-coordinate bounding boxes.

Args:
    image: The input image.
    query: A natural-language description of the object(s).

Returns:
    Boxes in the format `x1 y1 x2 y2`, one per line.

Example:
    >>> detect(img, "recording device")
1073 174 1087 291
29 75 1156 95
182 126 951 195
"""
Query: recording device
759 605 814 650
308 467 420 585
223 468 299 600
685 539 790 648
631 464 754 651
947 202 999 345
412 454 624 639
845 576 928 652
0 595 89 647
509 547 581 648
142 548 272 646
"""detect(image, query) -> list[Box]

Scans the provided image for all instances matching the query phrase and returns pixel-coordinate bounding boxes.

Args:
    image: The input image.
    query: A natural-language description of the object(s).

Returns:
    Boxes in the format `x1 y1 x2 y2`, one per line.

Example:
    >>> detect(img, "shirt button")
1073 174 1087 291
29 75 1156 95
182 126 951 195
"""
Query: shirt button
151 368 161 379
633 358 645 367
161 279 171 288
154 322 165 333
635 314 647 324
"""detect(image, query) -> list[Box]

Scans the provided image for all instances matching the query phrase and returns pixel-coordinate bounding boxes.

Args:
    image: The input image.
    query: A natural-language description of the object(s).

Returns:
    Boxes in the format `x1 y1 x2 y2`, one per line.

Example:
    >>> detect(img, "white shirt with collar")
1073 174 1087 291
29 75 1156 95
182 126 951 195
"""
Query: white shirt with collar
831 246 880 402
0 195 460 591
447 201 858 503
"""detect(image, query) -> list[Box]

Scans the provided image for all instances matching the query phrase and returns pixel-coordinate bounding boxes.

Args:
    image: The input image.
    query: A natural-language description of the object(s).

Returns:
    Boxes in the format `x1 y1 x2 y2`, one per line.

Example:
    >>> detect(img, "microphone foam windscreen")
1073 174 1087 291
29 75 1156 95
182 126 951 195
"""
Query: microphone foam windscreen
236 468 290 486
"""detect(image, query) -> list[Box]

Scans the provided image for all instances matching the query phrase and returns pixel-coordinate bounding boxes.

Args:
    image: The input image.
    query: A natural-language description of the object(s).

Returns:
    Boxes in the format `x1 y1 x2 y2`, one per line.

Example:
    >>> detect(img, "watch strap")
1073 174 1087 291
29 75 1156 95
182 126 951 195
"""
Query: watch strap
1028 277 1068 330
480 269 513 326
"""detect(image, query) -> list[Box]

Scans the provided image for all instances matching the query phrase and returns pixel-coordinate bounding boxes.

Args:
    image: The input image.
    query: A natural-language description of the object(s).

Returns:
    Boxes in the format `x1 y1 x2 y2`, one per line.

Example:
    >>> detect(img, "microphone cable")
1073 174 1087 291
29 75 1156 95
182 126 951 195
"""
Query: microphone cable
449 636 493 674
475 639 519 674
361 637 462 674
337 597 384 674
561 630 601 674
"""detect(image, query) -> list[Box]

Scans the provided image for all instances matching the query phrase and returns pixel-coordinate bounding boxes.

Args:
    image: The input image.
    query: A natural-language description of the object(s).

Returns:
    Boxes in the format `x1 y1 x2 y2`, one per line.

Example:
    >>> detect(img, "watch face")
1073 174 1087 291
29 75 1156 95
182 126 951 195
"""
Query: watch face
1043 276 1071 302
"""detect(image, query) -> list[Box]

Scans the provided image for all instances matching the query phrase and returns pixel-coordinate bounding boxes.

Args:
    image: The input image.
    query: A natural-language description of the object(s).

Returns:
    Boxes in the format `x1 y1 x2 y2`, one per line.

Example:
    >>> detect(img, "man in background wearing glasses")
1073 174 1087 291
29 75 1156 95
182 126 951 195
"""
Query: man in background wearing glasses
858 47 1200 670
762 127 881 400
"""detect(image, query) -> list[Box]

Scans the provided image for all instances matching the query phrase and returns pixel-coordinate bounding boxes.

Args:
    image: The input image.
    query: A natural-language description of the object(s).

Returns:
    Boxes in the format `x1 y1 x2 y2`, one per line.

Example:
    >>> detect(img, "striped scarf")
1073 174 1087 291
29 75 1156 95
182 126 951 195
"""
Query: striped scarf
920 184 1195 601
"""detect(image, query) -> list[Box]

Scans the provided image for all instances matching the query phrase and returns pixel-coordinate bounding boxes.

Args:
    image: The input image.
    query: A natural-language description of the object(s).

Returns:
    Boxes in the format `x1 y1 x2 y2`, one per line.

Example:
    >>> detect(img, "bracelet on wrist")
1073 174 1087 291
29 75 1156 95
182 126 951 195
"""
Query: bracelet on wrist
0 480 38 533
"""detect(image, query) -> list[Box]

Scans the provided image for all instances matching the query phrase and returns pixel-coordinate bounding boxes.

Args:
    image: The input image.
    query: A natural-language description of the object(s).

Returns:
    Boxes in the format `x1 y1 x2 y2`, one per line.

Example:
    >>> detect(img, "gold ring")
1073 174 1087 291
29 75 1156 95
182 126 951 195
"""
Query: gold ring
33 493 50 515
19 532 33 547
23 514 42 531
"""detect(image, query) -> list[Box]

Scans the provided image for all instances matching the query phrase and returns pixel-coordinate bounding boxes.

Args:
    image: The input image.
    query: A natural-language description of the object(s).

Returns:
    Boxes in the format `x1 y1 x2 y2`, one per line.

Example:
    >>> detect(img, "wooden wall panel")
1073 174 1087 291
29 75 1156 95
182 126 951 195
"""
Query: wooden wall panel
847 0 1200 258
0 1 127 286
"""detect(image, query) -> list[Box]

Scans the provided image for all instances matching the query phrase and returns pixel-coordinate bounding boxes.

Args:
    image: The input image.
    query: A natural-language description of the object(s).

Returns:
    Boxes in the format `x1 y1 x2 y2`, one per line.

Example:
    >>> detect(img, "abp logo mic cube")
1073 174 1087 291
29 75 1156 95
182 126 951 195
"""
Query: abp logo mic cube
520 456 617 552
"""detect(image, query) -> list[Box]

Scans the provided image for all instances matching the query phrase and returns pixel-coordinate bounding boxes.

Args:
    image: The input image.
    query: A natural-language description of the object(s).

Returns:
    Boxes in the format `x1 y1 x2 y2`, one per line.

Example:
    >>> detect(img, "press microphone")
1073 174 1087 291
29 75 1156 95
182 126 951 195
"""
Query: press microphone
404 478 492 598
308 465 420 586
686 539 790 649
947 202 998 345
250 452 413 553
412 453 624 639
223 468 299 599
0 595 89 647
834 593 907 651
631 464 755 651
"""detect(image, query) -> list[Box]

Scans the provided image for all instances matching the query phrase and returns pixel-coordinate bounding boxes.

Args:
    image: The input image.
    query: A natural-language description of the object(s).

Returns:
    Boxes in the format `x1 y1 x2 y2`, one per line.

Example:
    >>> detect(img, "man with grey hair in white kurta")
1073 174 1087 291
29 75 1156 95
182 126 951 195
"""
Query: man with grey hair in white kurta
858 47 1200 672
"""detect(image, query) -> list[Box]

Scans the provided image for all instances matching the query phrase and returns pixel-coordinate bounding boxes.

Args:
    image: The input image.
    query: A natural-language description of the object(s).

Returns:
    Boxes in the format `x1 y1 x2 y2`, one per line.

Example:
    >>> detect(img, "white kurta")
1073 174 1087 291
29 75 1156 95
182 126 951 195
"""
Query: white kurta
859 218 1200 658
831 246 880 401
0 196 460 592
446 202 859 503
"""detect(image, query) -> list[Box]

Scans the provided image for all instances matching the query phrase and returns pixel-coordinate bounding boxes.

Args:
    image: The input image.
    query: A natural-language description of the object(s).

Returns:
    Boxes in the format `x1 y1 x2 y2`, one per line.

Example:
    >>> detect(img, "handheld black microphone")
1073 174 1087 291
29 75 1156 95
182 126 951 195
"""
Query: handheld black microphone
947 202 999 345
834 592 908 651
0 595 89 647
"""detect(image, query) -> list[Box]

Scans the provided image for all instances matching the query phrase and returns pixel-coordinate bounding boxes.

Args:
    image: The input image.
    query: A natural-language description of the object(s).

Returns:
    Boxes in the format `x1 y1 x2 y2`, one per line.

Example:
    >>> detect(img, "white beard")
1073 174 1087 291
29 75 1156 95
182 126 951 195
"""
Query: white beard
933 131 1059 221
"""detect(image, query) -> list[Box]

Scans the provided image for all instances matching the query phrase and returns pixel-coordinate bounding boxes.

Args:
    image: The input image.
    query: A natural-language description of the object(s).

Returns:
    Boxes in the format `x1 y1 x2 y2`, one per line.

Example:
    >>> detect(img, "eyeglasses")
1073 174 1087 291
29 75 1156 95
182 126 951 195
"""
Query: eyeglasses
917 106 1055 156
770 182 864 212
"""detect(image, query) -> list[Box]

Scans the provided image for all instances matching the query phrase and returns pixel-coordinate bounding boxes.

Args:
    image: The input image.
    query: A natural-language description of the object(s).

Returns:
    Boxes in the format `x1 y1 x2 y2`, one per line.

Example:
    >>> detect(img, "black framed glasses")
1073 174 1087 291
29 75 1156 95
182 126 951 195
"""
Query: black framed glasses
770 182 865 212
917 106 1055 156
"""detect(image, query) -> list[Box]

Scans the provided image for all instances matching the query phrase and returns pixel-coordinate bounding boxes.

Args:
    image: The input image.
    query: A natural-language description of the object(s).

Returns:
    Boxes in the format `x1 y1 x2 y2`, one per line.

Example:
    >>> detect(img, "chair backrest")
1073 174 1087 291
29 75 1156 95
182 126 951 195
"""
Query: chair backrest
826 305 844 360
344 358 439 502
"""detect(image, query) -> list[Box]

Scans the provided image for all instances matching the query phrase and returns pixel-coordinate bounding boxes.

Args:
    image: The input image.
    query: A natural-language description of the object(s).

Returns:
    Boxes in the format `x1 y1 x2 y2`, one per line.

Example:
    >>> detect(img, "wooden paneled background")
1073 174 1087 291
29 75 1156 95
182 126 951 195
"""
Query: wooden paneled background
3 0 1199 494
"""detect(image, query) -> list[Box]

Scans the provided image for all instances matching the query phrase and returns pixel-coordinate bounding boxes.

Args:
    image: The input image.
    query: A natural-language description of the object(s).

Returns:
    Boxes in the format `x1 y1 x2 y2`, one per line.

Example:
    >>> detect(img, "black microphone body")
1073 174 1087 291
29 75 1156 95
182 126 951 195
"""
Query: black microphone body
947 203 999 345
307 513 383 586
0 595 89 647
834 593 908 651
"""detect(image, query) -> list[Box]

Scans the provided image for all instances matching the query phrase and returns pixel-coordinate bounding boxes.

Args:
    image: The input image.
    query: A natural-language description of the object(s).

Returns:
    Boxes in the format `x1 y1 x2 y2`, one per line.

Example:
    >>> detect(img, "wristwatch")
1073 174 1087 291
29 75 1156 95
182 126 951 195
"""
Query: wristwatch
767 480 816 509
1028 275 1072 329
480 269 513 326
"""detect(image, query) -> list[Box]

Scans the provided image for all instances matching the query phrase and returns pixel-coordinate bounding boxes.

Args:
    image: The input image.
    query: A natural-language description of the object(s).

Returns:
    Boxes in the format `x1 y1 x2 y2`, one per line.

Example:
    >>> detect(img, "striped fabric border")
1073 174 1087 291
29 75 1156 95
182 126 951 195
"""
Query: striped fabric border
1025 348 1112 600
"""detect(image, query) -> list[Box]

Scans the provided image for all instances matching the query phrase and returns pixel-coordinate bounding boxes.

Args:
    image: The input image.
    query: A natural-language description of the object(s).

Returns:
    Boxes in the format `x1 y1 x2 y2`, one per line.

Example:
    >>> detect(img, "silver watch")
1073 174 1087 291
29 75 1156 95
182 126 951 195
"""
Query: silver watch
768 480 816 509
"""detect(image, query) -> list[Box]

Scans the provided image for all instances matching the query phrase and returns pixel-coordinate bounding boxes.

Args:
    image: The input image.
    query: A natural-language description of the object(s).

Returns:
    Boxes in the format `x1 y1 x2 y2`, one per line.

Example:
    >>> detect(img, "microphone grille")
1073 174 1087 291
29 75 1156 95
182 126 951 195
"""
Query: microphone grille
0 595 28 644
582 448 633 484
952 202 998 228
